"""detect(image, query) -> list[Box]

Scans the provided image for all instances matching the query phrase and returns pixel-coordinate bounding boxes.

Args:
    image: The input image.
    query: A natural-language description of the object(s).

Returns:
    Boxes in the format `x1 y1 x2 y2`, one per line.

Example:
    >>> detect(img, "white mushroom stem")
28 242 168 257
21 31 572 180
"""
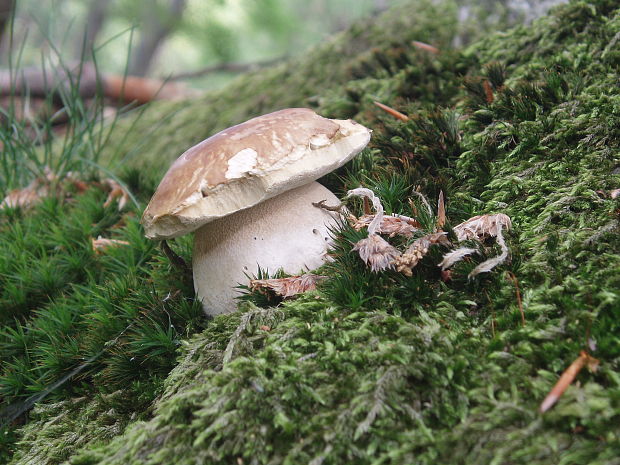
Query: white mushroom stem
192 182 341 315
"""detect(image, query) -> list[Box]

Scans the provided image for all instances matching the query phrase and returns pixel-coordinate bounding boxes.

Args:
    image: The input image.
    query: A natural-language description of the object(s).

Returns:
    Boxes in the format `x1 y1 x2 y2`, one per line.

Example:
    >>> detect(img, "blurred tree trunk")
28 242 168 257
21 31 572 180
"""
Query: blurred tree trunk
0 0 15 54
79 0 111 57
128 0 187 77
374 0 389 13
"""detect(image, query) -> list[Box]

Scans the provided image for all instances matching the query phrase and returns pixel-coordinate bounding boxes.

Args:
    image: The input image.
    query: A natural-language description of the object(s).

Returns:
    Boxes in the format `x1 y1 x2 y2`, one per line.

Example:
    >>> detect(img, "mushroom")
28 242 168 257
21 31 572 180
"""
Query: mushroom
142 108 371 315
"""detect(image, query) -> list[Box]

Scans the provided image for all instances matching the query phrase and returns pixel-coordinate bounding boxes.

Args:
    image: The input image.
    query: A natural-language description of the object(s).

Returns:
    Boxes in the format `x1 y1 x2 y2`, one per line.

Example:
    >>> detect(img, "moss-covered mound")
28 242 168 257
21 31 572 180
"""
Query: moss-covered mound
2 0 620 464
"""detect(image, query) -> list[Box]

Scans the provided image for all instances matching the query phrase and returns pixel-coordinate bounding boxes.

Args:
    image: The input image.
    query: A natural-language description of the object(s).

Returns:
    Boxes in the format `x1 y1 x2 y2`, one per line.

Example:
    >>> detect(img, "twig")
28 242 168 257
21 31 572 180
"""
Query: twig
506 271 525 327
312 199 344 213
167 57 286 81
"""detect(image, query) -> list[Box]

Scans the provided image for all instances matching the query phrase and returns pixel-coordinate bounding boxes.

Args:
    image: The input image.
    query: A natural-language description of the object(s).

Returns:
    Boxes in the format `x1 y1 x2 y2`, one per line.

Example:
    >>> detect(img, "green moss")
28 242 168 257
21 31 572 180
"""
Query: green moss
4 0 620 464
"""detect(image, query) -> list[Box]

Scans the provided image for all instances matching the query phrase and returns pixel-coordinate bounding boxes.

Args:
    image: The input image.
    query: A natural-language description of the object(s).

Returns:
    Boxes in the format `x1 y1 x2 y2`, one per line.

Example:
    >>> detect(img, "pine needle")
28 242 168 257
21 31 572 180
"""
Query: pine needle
411 40 440 54
506 271 525 327
373 101 410 122
540 351 600 413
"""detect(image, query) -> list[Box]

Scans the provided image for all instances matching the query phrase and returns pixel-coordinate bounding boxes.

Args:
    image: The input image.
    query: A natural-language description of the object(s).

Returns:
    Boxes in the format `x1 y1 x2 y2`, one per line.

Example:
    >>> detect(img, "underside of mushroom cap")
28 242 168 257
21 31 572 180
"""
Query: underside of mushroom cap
141 108 371 240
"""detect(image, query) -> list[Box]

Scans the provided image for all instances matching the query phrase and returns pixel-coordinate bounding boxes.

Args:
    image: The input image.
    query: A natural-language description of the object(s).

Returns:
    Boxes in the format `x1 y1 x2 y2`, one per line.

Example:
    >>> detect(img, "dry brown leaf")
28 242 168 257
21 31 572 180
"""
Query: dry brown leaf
353 234 401 272
453 213 512 242
540 351 600 413
392 232 449 276
91 236 130 253
249 273 327 298
351 214 420 238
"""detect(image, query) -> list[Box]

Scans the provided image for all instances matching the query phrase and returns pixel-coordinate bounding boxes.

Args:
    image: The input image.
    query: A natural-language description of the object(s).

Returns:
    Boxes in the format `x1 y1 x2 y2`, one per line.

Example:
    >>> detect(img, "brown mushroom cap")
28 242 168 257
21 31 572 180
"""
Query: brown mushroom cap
142 108 371 240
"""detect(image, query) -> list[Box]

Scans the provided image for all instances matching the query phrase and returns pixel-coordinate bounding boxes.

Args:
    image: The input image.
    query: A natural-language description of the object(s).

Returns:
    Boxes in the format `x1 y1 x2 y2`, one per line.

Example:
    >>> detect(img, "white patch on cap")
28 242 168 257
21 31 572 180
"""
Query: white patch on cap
309 133 331 149
225 148 258 179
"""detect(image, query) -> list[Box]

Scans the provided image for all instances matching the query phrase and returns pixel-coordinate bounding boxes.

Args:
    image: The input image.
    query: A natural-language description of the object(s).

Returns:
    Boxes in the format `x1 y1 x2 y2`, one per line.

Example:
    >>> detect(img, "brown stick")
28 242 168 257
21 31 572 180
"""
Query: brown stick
0 64 192 104
102 74 191 104
168 57 286 81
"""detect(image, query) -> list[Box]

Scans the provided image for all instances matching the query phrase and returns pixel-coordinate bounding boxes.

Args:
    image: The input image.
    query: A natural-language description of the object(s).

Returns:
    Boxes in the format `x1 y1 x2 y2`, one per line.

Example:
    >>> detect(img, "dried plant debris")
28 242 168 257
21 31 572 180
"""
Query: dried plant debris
352 214 420 238
249 274 327 298
347 187 402 271
393 232 449 276
345 188 512 278
436 190 446 229
353 234 402 272
91 236 130 253
438 247 478 271
453 213 512 242
0 168 58 210
409 189 433 217
1 168 130 212
1 182 46 210
347 188 386 235
540 351 600 413
102 179 131 211
446 213 513 278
